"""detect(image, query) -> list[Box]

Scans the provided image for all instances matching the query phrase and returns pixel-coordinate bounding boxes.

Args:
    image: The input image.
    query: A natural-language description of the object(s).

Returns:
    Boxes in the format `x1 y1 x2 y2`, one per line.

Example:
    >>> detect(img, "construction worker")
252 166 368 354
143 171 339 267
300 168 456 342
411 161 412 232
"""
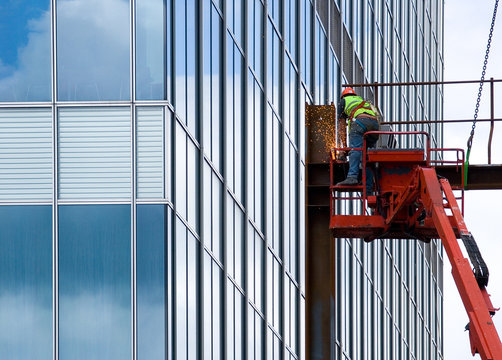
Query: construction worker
336 87 380 191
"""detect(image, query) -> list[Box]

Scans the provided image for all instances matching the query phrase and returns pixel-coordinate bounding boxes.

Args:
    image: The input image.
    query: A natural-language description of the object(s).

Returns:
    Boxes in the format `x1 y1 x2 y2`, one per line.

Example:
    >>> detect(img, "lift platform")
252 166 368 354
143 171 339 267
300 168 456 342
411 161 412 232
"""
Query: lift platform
330 131 502 359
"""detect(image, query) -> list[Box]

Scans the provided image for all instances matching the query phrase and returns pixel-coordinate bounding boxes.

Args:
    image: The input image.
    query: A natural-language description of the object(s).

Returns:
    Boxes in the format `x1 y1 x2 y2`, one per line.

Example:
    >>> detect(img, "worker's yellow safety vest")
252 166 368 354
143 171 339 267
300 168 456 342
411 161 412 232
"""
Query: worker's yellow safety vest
343 95 377 120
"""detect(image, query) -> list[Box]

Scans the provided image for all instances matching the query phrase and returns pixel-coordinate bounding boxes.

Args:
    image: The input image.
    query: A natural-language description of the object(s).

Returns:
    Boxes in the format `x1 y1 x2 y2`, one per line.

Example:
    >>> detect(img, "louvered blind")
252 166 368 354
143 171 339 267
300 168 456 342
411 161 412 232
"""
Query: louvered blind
136 107 164 199
0 108 52 200
58 107 131 199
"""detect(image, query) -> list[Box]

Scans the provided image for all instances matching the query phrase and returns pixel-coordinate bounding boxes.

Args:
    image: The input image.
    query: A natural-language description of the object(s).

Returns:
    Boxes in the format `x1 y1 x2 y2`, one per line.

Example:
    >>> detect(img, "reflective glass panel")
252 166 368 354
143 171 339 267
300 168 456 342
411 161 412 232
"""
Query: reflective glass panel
137 204 167 359
136 0 165 100
59 205 131 359
175 0 197 136
0 205 52 359
0 0 51 101
57 0 130 101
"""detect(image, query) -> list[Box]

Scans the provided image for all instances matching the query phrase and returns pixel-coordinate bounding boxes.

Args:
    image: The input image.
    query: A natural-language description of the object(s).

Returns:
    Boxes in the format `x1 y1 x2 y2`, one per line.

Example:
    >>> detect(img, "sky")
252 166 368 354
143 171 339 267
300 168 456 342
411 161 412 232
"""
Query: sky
443 0 502 358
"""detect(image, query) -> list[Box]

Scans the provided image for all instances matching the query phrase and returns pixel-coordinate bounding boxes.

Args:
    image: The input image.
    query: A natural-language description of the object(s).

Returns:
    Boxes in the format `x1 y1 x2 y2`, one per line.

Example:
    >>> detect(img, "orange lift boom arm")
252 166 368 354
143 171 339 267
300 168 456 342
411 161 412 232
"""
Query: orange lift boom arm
330 131 502 359
421 168 502 359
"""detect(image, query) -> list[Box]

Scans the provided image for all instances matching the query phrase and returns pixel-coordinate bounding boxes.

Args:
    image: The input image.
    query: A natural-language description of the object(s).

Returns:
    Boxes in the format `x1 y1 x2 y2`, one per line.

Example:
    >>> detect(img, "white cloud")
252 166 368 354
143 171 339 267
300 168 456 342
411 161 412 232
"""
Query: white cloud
0 9 51 101
0 292 52 358
59 291 131 359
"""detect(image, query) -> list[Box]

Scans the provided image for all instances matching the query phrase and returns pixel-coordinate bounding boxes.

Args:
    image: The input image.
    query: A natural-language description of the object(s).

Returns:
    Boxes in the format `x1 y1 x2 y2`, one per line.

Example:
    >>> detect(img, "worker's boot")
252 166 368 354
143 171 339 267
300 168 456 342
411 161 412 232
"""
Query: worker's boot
336 177 358 186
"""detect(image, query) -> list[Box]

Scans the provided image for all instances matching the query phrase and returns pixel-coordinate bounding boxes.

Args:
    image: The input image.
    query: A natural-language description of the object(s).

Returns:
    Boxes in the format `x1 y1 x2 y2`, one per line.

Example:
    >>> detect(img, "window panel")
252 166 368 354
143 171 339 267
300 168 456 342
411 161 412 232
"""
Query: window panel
247 75 264 231
285 0 297 62
203 4 223 171
267 24 281 109
57 0 130 101
248 0 263 81
226 280 235 360
59 205 131 360
301 0 313 92
165 110 173 201
137 204 168 359
255 232 264 312
248 305 255 359
187 232 198 360
272 114 281 253
0 1 51 101
268 0 280 27
290 149 297 279
0 108 52 200
247 223 255 304
136 0 165 100
226 39 244 202
136 107 164 199
175 0 197 136
187 139 199 230
58 107 131 199
175 122 187 217
175 218 188 359
0 205 52 359
235 205 244 287
203 252 212 358
212 262 222 359
235 290 244 359
315 20 326 104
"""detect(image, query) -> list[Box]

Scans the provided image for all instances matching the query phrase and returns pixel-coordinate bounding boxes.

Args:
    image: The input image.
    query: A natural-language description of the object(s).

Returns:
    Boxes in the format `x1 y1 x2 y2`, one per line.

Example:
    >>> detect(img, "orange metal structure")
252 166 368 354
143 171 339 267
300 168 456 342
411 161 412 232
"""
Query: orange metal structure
330 131 502 359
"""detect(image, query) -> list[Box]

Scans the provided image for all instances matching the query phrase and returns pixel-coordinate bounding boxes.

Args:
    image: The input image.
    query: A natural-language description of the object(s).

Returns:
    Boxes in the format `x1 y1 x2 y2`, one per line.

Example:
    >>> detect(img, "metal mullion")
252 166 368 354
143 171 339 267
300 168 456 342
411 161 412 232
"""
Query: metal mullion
0 102 53 108
261 0 268 357
196 0 205 357
51 0 58 358
239 1 250 358
135 199 173 206
54 101 132 107
0 201 53 206
130 0 137 356
56 199 133 205
294 0 303 346
278 0 287 357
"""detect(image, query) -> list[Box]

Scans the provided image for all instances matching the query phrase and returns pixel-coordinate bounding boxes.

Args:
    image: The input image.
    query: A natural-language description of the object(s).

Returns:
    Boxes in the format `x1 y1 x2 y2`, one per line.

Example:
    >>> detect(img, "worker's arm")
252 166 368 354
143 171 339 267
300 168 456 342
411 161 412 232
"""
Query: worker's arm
337 98 346 120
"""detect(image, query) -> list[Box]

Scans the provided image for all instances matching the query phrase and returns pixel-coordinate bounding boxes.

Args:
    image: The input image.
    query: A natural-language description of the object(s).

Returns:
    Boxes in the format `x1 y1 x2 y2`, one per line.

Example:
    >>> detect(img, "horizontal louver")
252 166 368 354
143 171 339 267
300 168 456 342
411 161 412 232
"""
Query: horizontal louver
0 108 52 200
58 107 131 199
136 107 164 199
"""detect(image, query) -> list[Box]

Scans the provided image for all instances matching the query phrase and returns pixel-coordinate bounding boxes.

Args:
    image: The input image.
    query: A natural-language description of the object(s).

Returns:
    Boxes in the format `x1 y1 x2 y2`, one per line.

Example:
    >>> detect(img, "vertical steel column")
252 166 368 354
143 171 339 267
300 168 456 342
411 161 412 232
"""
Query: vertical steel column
305 104 337 360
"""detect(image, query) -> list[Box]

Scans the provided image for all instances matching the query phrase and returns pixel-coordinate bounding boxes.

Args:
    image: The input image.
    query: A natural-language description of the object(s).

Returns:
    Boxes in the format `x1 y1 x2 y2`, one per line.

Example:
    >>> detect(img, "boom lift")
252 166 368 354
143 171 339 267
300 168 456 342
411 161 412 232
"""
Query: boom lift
330 131 502 359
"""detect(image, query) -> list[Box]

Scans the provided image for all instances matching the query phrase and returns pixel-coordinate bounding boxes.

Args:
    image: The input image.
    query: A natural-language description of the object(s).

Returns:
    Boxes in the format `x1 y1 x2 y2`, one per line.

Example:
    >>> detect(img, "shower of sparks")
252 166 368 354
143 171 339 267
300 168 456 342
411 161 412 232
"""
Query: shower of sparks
305 104 347 160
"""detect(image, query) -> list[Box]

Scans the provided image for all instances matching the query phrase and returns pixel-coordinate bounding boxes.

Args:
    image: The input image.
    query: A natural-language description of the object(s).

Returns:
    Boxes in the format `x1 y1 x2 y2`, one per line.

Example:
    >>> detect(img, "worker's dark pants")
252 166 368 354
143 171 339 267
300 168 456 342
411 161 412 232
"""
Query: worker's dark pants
347 117 379 192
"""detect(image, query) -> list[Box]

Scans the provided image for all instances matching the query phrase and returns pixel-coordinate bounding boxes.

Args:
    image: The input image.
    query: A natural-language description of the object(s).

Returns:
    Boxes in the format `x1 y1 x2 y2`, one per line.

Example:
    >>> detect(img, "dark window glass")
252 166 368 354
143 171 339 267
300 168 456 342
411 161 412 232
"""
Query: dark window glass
137 204 168 359
0 1 51 101
59 205 131 359
57 0 130 101
0 205 52 359
136 0 165 100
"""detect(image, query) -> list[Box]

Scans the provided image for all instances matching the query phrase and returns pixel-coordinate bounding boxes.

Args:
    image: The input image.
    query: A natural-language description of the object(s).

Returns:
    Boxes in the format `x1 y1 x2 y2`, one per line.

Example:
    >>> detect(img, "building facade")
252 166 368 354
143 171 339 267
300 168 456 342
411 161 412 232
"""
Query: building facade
0 0 443 359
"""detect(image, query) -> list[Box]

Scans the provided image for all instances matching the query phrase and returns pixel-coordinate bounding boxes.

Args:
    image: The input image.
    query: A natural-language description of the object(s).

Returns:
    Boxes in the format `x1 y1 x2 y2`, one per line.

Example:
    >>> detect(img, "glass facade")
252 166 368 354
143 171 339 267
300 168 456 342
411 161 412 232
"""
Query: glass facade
0 1 443 360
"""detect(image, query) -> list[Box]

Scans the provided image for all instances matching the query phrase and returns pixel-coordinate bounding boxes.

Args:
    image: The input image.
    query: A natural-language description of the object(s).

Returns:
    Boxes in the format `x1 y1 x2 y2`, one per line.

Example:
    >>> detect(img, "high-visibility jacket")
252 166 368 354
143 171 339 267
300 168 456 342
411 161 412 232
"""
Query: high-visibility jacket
342 95 377 120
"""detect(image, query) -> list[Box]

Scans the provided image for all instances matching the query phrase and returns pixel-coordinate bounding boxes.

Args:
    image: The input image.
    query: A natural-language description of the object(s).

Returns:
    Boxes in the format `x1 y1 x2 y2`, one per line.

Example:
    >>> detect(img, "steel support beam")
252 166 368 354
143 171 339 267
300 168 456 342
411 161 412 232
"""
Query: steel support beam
306 105 336 360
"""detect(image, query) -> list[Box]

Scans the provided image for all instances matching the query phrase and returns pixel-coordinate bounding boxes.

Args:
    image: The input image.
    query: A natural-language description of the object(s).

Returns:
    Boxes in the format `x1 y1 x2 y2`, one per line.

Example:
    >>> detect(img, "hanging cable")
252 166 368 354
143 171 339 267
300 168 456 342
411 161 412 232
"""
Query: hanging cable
465 0 499 185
